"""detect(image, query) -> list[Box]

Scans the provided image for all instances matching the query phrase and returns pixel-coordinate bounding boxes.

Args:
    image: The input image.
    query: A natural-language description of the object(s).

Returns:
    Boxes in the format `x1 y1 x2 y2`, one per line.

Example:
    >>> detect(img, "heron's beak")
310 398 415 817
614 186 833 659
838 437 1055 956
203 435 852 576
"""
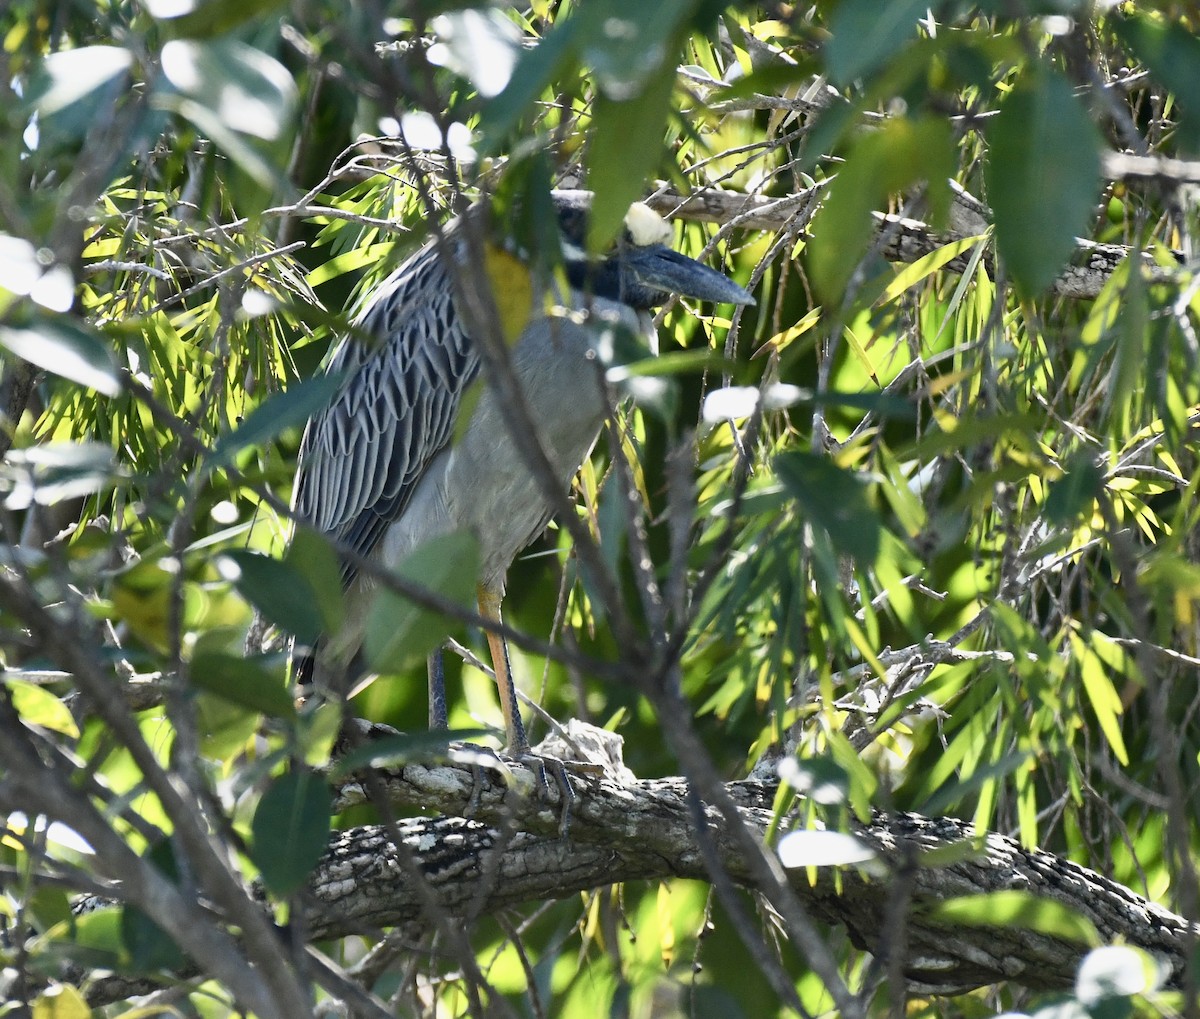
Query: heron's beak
626 246 756 306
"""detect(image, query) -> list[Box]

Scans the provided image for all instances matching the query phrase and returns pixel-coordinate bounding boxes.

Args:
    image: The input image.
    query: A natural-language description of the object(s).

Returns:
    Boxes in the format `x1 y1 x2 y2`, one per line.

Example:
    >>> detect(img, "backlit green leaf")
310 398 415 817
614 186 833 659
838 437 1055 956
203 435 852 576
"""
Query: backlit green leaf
364 530 480 673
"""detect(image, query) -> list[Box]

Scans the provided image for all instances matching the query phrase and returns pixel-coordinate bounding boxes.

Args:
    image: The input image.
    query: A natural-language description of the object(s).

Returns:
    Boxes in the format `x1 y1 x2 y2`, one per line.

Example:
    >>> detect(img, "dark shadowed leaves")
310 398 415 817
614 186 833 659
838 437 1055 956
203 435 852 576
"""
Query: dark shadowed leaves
1115 16 1200 153
985 67 1100 295
189 651 295 719
825 0 929 85
250 769 332 897
1044 451 1104 526
809 116 954 302
775 451 882 564
224 550 325 646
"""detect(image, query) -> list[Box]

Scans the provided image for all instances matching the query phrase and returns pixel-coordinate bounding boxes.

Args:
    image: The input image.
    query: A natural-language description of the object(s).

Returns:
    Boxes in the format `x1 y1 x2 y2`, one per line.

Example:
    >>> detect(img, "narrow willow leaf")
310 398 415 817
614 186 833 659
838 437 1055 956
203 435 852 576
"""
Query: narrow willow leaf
930 891 1100 946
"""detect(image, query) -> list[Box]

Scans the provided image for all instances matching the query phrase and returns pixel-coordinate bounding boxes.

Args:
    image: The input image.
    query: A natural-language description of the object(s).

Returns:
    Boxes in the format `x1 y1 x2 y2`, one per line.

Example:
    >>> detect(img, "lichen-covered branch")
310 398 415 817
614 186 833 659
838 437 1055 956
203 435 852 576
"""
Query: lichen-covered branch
317 752 1197 996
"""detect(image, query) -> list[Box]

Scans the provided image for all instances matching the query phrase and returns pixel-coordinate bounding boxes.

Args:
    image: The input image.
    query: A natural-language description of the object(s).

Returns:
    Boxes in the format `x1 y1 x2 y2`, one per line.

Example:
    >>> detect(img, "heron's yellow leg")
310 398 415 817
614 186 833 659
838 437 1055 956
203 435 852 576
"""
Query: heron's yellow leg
478 585 530 753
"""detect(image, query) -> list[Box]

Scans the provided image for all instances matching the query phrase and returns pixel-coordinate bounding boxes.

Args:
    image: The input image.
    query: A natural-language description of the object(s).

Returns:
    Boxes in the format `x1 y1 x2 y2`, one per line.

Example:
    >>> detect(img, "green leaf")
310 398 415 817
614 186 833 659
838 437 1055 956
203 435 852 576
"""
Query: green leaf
482 18 582 147
985 67 1101 295
776 755 850 805
920 750 1031 817
777 829 877 868
579 0 695 100
587 62 677 252
1 442 120 511
0 321 121 396
119 905 186 974
6 680 79 737
157 38 297 187
205 371 345 475
1115 17 1200 153
1044 452 1104 526
364 530 480 673
188 652 295 719
146 0 287 38
1076 945 1158 1005
223 550 325 645
284 527 345 635
774 451 882 564
329 729 493 778
32 984 91 1019
826 0 928 85
809 116 955 301
250 769 332 896
429 8 522 99
929 890 1100 946
29 46 133 116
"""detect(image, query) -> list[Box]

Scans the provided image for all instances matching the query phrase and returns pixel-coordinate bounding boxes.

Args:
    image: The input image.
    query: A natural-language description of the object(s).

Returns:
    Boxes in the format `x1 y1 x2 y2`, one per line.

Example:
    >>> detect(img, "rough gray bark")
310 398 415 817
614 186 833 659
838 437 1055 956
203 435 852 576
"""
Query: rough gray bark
647 185 1180 300
315 749 1197 996
74 739 1198 1008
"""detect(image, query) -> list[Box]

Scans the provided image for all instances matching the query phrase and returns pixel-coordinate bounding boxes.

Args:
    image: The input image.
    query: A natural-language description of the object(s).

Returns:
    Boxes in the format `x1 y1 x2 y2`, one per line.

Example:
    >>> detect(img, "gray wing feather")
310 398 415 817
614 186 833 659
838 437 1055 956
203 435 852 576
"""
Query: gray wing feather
292 239 479 584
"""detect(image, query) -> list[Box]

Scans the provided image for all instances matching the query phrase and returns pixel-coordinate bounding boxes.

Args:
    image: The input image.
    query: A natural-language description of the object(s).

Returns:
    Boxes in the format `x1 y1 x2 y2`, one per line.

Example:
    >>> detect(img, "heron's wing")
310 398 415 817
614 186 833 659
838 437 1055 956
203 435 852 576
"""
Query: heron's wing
292 241 480 584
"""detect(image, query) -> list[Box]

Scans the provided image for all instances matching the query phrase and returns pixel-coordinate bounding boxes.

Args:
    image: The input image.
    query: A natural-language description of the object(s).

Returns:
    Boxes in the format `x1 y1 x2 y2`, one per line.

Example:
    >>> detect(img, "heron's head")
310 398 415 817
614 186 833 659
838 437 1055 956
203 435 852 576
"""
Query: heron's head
550 191 755 311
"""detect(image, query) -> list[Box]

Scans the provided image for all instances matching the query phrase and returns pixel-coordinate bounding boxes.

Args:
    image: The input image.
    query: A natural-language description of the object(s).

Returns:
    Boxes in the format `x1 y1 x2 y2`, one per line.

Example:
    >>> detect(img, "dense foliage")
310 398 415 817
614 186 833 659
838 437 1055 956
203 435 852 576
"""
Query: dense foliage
2 0 1200 1016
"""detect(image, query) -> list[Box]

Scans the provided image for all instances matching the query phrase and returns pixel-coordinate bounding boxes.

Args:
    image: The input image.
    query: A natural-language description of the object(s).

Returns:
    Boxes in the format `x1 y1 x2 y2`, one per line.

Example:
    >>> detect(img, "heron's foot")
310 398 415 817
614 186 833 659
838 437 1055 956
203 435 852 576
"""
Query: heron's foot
444 741 509 817
445 741 598 838
506 748 579 838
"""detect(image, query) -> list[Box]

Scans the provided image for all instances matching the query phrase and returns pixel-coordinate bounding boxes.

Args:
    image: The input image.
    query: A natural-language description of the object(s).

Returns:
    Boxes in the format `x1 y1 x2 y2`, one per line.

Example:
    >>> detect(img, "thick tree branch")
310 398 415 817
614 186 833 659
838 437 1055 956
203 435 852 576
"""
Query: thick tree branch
313 749 1196 996
71 727 1196 1008
646 185 1182 300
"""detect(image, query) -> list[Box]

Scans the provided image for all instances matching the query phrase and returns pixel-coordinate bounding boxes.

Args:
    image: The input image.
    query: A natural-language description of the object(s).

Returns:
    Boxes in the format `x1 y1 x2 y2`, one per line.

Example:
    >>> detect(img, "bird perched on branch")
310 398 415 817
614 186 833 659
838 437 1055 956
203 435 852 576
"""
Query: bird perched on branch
291 189 754 757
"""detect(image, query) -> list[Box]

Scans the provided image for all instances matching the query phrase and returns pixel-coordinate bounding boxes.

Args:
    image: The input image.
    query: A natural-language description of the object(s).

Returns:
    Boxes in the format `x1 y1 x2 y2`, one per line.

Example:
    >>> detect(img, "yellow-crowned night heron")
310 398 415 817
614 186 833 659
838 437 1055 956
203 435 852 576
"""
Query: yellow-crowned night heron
292 190 753 754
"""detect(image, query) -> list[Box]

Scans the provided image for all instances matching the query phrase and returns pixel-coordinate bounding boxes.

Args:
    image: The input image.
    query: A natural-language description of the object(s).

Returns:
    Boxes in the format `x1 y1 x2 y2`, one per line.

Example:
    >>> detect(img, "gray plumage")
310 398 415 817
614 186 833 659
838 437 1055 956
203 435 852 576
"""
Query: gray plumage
290 193 753 746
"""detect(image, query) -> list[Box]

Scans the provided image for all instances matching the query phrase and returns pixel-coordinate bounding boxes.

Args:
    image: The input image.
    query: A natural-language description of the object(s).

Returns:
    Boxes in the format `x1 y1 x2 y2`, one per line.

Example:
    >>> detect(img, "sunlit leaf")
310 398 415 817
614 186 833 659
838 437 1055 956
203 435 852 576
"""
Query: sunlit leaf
777 829 876 868
0 321 120 397
930 891 1100 946
429 9 523 99
1076 945 1160 1005
157 38 297 185
776 755 849 805
1 442 120 511
29 46 133 116
32 984 91 1019
7 680 79 737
